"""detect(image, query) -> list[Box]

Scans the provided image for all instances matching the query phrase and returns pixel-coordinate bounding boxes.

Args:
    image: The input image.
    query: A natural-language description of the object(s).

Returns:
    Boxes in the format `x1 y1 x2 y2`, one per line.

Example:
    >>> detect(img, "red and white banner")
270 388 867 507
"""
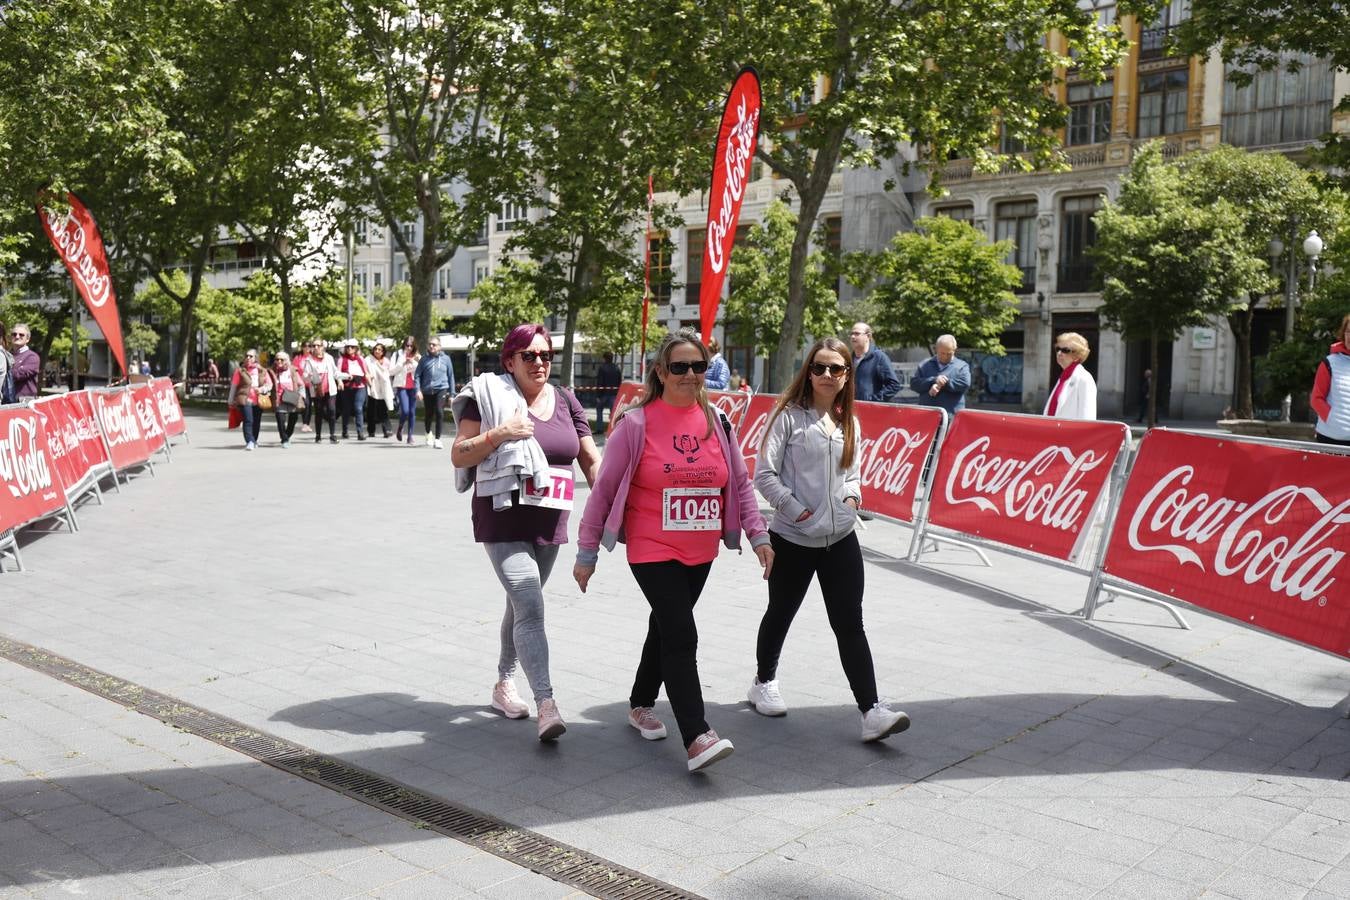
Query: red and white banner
31 396 90 493
855 403 944 523
132 383 168 456
0 406 66 533
91 389 151 471
699 67 762 342
1103 430 1350 658
66 390 112 472
36 193 127 376
735 393 777 478
149 378 186 437
926 411 1126 563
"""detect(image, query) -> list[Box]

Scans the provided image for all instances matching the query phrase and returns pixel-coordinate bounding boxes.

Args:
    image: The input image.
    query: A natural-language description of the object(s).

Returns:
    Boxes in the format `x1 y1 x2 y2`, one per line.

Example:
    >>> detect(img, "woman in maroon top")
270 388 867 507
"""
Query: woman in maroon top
451 324 601 741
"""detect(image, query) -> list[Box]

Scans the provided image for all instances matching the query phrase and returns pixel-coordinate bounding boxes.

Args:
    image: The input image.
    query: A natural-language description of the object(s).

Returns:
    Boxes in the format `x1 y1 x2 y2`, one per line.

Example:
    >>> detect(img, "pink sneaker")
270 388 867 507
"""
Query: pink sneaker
491 680 528 719
537 699 566 741
686 729 734 772
627 707 667 741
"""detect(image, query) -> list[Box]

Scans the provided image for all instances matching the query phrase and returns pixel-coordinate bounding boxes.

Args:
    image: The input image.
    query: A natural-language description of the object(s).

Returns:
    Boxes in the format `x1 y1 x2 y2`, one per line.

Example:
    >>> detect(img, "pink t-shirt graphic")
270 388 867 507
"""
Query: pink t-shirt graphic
624 398 729 565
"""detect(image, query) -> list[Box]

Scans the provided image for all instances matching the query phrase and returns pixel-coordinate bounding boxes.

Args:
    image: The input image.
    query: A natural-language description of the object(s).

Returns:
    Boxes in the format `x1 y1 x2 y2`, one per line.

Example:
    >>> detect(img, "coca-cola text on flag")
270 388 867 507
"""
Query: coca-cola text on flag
925 411 1127 563
1103 430 1350 659
36 193 127 376
699 67 762 343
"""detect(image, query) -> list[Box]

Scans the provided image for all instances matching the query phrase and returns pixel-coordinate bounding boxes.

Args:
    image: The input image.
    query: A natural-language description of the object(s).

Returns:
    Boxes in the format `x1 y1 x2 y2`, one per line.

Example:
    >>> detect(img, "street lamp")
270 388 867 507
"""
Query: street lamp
1268 221 1325 421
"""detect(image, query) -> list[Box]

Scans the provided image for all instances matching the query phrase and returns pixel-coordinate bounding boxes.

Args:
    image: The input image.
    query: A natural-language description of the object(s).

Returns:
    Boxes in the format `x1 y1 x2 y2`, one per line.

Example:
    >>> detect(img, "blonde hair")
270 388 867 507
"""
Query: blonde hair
619 329 716 438
1056 332 1090 363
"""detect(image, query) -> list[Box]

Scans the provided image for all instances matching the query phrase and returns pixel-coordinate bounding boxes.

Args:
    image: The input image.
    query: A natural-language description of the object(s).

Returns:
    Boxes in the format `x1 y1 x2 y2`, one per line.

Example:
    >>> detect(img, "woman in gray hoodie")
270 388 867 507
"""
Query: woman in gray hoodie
749 336 909 743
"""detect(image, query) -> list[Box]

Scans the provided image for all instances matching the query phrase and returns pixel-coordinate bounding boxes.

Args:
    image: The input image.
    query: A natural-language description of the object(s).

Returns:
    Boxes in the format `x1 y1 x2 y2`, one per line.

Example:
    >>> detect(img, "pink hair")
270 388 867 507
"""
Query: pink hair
501 323 551 367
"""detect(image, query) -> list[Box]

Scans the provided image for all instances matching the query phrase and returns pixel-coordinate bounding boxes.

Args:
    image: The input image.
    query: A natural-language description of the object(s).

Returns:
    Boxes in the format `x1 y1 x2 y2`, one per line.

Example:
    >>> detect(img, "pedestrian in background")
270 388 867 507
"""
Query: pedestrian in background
8 323 40 399
910 334 971 414
1044 332 1097 420
1138 368 1153 424
416 337 455 449
337 339 369 440
294 345 313 432
451 323 601 742
705 336 730 390
365 339 395 439
848 322 900 402
750 337 910 743
303 339 340 444
1311 313 1350 446
227 348 272 451
574 329 773 773
595 351 622 431
270 350 306 448
391 336 420 444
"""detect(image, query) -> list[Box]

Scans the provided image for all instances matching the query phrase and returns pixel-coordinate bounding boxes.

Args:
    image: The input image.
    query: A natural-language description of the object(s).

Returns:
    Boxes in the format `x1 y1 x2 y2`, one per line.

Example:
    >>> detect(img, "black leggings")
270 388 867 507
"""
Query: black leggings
629 560 713 748
756 530 878 712
311 394 337 439
274 410 298 442
423 389 446 438
1315 432 1350 446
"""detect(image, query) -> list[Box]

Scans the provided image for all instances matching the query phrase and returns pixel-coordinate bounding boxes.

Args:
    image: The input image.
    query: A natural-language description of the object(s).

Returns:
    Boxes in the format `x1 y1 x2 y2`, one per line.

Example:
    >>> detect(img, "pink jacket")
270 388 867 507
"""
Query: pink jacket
576 404 769 566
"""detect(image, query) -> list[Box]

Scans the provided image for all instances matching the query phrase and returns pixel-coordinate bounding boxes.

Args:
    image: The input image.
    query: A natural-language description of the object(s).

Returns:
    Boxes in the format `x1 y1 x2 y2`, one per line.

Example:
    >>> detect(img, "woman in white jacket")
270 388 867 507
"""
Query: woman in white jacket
1043 332 1097 420
749 336 910 743
365 340 396 439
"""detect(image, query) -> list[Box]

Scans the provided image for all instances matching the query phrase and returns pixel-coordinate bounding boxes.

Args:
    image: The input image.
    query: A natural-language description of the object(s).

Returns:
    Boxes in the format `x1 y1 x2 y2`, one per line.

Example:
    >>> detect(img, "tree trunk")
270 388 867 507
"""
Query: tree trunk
1148 333 1160 427
175 302 196 381
560 236 596 390
1228 303 1255 419
410 260 435 348
768 129 847 392
280 266 294 349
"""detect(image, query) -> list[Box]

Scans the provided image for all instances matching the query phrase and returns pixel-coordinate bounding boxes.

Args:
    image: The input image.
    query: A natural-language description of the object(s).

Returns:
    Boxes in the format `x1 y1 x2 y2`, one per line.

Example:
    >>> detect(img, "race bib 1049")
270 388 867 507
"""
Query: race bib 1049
663 487 722 531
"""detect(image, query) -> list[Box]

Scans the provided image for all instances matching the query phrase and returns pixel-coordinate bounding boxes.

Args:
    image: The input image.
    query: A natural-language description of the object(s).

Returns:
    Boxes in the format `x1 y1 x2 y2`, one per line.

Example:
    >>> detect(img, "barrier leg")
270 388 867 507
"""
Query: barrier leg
63 500 79 534
0 535 23 573
1084 580 1190 630
912 533 992 567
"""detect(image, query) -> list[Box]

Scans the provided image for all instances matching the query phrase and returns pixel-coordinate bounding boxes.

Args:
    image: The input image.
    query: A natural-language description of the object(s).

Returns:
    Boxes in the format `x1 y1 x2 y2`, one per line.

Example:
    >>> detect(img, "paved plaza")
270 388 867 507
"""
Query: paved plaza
1 409 1348 899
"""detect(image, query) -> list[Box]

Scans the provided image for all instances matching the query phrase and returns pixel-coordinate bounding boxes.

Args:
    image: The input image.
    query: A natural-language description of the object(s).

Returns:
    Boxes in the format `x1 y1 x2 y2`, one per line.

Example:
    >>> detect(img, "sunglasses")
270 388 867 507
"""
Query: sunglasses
10 332 25 338
809 362 848 377
515 350 552 364
666 360 708 376
1055 347 1072 354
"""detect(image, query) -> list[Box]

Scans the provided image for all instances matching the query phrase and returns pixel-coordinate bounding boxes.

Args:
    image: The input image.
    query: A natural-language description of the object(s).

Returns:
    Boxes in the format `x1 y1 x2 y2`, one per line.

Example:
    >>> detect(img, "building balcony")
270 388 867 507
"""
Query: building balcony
941 138 1186 183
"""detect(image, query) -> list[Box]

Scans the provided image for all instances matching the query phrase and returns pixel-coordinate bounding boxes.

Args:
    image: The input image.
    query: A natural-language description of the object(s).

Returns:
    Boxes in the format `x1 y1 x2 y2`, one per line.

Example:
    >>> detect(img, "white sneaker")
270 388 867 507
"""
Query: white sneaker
426 433 434 446
747 678 787 716
244 442 255 451
861 703 910 743
433 438 444 449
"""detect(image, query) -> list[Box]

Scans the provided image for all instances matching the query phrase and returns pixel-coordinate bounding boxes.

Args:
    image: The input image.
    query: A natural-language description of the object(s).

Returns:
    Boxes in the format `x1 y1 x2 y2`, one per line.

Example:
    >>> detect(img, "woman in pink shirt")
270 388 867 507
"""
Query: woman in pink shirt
574 330 773 772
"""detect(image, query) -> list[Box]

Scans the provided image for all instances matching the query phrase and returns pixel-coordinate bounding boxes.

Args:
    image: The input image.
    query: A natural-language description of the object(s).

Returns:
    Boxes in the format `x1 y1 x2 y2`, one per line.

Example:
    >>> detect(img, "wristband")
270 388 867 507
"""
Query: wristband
485 429 498 449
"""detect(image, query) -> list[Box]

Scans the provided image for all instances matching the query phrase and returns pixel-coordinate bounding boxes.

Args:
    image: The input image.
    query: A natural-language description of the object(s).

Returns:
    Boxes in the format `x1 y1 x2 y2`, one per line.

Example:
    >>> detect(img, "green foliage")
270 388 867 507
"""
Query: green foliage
724 201 844 360
577 269 667 359
465 262 550 351
124 322 161 358
845 216 1022 354
1258 281 1350 405
1093 143 1264 341
369 283 413 343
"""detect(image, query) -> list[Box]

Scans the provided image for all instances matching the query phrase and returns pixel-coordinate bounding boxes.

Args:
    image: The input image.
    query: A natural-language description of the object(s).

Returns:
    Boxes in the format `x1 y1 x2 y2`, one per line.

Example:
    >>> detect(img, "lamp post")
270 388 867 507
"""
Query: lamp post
1268 222 1324 421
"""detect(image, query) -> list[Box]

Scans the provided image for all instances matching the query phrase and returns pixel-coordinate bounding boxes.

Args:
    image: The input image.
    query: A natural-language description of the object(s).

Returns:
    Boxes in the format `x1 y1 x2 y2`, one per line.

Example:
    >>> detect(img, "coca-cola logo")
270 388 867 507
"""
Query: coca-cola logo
155 387 182 423
1126 465 1350 603
706 96 760 276
136 396 164 437
0 416 54 499
42 206 112 308
708 394 745 422
737 410 771 463
943 436 1107 531
98 394 143 446
859 427 930 497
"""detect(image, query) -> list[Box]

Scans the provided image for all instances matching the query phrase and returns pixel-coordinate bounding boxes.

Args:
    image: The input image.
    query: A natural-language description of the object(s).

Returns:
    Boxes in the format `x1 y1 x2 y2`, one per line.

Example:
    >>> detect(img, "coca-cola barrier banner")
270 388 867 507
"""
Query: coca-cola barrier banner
926 411 1126 563
132 383 168 456
0 406 66 533
91 389 152 471
1103 430 1350 659
606 383 750 436
66 390 112 472
854 403 944 523
149 378 187 437
32 396 90 493
36 193 127 376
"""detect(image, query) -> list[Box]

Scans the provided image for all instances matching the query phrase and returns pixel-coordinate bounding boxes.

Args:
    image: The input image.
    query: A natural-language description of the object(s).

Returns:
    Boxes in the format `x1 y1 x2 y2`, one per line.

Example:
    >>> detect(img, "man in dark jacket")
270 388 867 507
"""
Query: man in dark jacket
910 334 972 414
8 323 40 399
849 322 900 402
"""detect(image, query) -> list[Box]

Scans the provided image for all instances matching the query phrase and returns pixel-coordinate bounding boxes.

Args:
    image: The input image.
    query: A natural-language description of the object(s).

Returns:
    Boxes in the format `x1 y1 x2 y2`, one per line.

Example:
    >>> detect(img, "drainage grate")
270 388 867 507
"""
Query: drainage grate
0 636 703 900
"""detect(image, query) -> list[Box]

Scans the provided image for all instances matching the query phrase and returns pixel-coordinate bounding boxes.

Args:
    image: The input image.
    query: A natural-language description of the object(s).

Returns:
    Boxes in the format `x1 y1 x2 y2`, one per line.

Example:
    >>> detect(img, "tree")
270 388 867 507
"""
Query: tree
369 284 414 343
1092 143 1266 425
723 201 843 370
845 215 1023 357
505 0 725 385
721 0 1129 389
330 0 532 351
1174 146 1341 418
576 269 668 360
464 262 550 352
124 323 162 363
